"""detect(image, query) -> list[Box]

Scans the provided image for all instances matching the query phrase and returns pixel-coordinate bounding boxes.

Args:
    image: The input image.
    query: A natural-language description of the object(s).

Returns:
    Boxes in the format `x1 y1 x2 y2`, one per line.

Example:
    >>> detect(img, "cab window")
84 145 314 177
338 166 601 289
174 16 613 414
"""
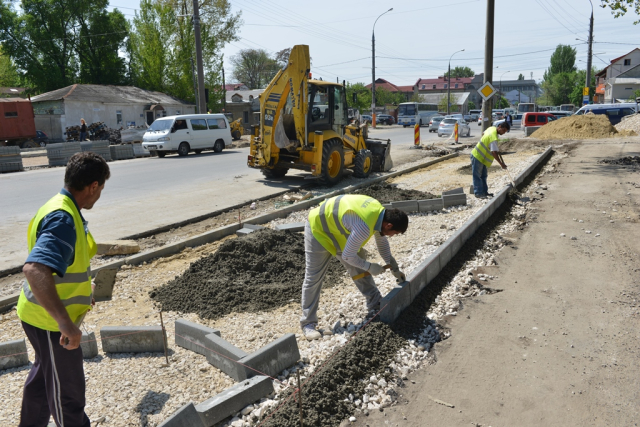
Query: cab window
537 115 547 123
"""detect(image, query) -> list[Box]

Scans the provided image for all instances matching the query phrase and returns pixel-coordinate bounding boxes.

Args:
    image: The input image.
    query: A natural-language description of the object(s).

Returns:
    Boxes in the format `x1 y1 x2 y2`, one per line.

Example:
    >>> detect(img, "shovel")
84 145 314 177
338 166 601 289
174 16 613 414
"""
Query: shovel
505 167 518 193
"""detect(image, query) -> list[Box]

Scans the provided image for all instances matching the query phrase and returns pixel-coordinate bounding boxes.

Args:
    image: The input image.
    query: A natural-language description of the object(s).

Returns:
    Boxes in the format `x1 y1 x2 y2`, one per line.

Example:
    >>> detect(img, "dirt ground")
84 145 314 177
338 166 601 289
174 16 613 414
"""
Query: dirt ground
354 138 640 427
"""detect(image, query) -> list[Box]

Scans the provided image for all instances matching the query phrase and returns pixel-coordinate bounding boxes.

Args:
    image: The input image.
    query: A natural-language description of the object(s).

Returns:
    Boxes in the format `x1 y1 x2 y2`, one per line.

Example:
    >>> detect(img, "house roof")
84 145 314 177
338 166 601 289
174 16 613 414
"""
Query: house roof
418 92 470 104
415 76 473 90
364 78 413 93
617 63 640 78
610 48 640 65
31 84 194 105
223 83 248 91
226 89 264 103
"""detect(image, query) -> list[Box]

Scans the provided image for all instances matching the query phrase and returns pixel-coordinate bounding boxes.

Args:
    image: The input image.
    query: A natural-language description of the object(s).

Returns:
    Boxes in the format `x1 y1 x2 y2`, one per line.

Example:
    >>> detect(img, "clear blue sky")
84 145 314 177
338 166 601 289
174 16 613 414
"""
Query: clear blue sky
108 0 640 86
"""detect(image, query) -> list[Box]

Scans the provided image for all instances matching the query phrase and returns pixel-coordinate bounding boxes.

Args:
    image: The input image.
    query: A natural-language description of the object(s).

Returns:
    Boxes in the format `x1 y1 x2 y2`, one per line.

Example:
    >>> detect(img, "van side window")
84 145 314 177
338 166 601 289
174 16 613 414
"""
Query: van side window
537 115 547 123
621 108 635 116
527 115 535 123
174 120 188 130
217 118 227 129
207 119 219 129
605 109 620 117
190 119 207 130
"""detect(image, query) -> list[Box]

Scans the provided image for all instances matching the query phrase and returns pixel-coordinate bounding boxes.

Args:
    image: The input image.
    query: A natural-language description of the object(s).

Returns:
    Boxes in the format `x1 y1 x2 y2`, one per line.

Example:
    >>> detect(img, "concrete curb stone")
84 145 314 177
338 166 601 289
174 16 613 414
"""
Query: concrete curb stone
0 338 29 370
158 402 205 427
100 326 165 353
175 319 221 357
237 333 300 381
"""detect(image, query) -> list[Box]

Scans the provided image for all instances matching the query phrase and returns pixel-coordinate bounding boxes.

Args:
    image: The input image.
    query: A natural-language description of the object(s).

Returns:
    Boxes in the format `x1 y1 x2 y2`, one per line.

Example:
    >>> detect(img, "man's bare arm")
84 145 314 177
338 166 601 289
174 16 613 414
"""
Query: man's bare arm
492 151 507 169
22 262 82 349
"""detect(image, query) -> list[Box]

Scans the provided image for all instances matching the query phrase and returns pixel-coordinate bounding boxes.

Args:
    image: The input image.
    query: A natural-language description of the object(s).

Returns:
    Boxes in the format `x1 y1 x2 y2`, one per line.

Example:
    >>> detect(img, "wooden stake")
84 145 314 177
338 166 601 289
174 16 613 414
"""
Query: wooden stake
297 369 304 427
159 311 169 365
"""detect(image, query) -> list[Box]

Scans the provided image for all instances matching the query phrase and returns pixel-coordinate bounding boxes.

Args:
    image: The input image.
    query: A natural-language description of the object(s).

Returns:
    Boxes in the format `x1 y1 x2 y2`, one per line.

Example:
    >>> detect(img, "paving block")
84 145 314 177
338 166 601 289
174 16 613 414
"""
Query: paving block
158 403 205 427
100 326 165 353
382 203 393 210
93 268 118 301
392 200 419 213
0 291 20 312
242 223 265 231
80 332 99 359
274 222 305 232
175 319 221 356
524 126 541 136
442 187 464 195
443 193 467 208
238 333 300 381
380 281 412 324
418 198 443 213
469 185 474 194
203 333 248 381
435 239 453 269
196 376 273 427
96 240 140 256
0 338 29 370
235 228 256 237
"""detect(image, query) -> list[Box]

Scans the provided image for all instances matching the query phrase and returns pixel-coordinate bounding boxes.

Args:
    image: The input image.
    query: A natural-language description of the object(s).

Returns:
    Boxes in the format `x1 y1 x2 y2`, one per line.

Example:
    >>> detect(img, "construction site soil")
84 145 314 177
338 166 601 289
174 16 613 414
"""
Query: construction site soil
531 114 637 140
598 155 640 166
149 229 344 320
350 181 435 201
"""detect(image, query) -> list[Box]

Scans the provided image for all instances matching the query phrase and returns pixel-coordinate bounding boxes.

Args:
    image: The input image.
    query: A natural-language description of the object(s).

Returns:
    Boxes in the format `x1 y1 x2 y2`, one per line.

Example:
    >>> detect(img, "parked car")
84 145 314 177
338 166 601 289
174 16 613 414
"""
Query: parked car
438 118 471 138
428 116 445 132
522 112 557 127
464 114 472 122
574 103 638 125
376 114 395 125
493 114 523 129
550 111 573 118
361 115 372 124
469 109 482 121
478 113 483 126
34 130 49 147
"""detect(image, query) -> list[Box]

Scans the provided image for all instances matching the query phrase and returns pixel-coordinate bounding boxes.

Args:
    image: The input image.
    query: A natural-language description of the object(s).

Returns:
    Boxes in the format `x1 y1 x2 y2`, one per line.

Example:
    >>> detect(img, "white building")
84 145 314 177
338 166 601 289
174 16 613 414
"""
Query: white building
31 84 195 141
596 48 640 103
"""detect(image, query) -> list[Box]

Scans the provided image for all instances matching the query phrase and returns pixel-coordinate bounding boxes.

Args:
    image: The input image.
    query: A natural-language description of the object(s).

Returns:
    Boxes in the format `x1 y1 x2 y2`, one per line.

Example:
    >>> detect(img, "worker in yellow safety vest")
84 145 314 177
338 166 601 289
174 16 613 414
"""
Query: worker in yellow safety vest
17 152 110 427
300 195 409 340
470 122 510 199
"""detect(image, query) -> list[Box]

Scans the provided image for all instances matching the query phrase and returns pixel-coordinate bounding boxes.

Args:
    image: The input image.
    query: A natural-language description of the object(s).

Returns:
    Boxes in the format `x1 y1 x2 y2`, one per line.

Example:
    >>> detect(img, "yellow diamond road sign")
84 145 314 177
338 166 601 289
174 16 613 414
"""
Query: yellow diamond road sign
479 82 497 101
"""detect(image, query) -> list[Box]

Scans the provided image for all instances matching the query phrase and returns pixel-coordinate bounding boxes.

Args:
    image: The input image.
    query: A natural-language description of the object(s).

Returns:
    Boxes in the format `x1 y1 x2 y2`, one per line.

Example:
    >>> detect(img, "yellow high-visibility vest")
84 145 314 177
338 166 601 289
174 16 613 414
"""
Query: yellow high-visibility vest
309 195 384 256
17 193 96 331
472 126 498 167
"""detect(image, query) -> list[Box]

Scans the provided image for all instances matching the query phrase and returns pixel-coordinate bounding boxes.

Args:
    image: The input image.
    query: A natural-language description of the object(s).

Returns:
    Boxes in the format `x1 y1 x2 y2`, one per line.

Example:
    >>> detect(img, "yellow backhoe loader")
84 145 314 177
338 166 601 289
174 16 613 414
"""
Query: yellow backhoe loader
229 118 244 140
247 45 391 186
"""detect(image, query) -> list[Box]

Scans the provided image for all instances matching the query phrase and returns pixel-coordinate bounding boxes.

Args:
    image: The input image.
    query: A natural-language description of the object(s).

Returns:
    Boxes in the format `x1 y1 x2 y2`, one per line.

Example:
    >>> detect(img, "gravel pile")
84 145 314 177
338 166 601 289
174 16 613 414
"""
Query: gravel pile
615 113 640 134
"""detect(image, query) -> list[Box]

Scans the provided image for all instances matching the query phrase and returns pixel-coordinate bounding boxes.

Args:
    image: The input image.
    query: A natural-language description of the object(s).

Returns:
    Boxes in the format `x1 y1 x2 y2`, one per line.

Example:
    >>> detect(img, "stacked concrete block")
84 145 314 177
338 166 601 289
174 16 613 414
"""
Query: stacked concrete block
46 142 81 167
0 338 29 370
237 333 300 380
0 146 24 173
418 198 443 212
236 223 265 237
203 333 249 381
195 376 274 426
274 222 305 232
80 332 99 359
158 403 205 427
442 187 464 195
109 144 135 160
132 143 150 158
80 140 111 161
524 126 541 137
93 268 118 301
175 319 221 356
443 193 467 208
100 326 165 353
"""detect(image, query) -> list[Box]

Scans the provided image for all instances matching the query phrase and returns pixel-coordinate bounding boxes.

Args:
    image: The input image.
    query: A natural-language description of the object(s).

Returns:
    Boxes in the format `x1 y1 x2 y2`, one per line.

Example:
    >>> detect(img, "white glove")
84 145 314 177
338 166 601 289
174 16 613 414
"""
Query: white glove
367 263 386 276
392 269 406 282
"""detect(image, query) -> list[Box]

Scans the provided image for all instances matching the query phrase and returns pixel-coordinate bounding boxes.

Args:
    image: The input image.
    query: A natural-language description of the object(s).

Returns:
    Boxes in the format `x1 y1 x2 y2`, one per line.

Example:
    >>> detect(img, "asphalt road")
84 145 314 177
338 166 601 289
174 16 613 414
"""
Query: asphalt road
0 124 480 270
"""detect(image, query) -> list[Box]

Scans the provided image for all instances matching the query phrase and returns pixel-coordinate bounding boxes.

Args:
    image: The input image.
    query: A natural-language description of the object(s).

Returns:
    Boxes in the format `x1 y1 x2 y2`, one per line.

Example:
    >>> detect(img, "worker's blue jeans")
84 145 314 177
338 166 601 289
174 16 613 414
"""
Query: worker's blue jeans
471 155 489 197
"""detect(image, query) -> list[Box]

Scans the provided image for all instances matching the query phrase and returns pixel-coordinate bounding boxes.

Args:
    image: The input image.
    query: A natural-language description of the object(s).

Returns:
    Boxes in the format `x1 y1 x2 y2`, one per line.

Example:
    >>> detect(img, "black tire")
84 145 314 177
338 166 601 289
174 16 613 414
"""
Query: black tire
178 142 189 156
157 151 166 158
320 139 344 186
20 140 39 149
213 140 224 153
194 149 203 154
232 130 242 140
38 140 47 148
261 168 288 179
419 119 423 126
353 149 373 178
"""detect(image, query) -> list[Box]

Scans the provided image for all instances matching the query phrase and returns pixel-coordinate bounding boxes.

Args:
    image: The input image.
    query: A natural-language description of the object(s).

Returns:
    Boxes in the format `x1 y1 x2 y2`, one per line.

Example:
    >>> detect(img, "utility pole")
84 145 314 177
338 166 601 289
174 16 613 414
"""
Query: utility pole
585 0 594 105
371 8 393 129
447 49 465 116
482 0 495 132
222 65 226 112
192 0 206 113
191 57 198 113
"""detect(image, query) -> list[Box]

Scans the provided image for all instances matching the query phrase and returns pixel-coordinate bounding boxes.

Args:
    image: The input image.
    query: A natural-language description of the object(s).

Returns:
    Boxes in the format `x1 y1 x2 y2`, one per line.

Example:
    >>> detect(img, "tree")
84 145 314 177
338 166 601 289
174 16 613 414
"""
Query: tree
495 96 509 109
468 100 476 110
444 66 474 78
0 46 20 87
601 0 640 24
274 48 290 68
517 73 525 80
438 93 460 112
543 45 576 81
540 45 579 106
230 49 278 89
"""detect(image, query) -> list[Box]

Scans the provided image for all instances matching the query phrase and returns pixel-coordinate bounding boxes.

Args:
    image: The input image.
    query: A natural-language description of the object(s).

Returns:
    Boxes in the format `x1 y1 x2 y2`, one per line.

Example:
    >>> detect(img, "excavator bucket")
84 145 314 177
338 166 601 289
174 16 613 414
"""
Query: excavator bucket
365 139 392 172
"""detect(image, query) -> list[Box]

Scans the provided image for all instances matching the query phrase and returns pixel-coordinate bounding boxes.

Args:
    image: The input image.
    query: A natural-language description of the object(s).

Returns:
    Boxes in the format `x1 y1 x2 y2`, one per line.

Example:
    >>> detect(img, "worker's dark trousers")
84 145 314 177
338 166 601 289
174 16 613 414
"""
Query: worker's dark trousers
19 321 90 427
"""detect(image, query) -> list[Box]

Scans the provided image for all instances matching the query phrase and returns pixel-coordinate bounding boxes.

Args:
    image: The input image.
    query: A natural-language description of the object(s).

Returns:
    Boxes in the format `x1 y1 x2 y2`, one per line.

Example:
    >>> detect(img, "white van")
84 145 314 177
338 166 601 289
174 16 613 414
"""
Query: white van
141 114 232 157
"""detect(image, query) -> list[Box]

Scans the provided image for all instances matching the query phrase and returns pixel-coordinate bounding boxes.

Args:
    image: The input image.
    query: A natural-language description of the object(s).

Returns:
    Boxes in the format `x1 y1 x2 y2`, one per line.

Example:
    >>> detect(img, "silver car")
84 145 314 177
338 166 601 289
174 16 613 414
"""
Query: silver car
428 116 445 133
438 118 471 137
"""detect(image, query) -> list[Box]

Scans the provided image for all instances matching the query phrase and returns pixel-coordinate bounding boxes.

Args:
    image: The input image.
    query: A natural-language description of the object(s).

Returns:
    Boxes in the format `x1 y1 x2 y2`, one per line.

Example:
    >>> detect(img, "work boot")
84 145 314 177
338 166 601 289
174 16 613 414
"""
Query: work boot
302 323 322 341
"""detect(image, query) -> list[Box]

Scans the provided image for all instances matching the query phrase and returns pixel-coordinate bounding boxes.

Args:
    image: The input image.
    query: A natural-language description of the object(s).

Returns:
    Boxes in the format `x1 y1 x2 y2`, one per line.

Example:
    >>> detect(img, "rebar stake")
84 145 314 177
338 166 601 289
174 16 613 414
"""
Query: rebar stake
159 311 169 365
297 369 304 427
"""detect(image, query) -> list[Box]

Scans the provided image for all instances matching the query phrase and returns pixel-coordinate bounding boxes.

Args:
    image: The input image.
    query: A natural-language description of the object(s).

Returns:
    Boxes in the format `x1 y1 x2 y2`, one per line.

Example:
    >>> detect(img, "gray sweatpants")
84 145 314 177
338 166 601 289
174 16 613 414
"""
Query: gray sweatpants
300 221 381 328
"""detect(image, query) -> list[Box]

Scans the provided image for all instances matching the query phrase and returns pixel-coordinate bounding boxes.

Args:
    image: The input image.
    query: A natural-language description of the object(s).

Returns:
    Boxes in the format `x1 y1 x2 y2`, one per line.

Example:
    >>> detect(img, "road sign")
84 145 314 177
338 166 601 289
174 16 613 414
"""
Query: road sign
479 82 497 101
583 87 589 96
583 95 590 105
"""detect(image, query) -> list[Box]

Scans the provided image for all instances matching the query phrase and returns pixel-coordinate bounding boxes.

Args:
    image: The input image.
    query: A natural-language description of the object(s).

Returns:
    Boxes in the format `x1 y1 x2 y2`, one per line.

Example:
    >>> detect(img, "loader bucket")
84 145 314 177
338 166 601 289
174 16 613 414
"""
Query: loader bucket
365 139 392 172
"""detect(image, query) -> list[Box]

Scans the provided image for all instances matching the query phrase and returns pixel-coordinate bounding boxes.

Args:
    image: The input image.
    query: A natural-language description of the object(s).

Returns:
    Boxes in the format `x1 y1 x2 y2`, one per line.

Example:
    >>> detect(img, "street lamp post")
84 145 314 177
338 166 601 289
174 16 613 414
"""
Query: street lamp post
371 8 393 129
447 49 465 116
499 70 510 108
586 0 594 104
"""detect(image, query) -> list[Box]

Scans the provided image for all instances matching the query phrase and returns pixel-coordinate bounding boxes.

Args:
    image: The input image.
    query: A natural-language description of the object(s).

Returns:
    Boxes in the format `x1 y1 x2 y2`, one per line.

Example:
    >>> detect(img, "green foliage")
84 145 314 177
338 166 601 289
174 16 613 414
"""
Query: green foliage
517 73 525 80
230 49 279 89
540 45 583 106
634 89 640 99
444 66 474 78
601 0 640 24
129 0 241 112
438 93 460 113
495 96 509 109
0 45 20 87
0 0 130 93
543 45 577 81
468 100 476 110
345 82 407 112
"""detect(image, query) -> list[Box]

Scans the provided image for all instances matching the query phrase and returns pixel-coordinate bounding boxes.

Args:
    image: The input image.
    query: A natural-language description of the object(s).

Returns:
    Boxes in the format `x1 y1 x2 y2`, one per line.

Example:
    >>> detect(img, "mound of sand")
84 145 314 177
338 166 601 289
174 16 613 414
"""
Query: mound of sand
531 115 637 140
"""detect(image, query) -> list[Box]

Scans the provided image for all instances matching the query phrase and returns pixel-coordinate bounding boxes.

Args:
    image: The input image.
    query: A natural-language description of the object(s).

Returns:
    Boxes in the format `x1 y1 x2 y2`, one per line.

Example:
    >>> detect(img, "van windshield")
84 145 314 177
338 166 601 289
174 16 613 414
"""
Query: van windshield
148 119 172 132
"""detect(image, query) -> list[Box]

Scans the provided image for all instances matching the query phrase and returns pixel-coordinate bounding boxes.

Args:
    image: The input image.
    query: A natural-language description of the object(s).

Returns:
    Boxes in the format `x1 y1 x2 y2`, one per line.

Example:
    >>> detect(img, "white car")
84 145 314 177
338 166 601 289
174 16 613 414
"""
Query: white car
438 118 471 137
142 114 232 157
